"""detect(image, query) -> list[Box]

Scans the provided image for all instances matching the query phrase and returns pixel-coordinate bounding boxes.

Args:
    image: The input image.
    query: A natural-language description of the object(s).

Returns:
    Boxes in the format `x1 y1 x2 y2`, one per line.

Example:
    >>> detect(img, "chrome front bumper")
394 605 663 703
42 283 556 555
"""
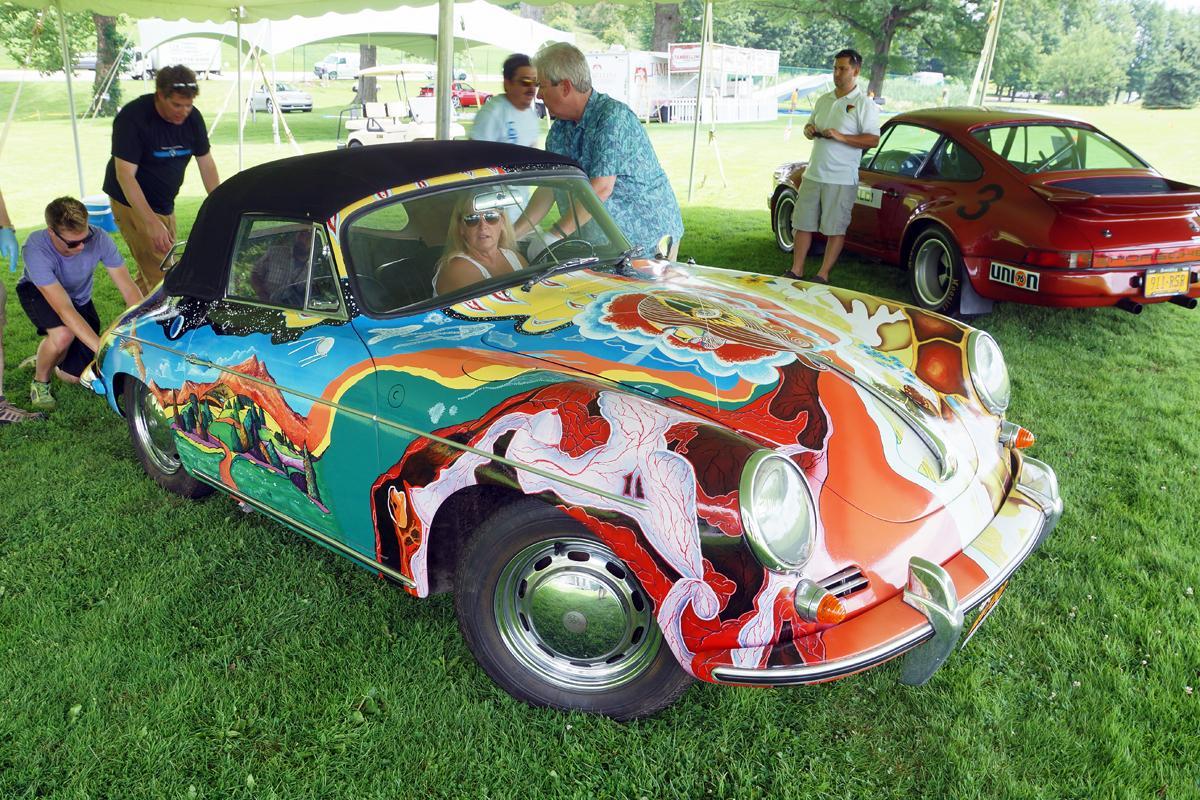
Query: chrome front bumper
710 455 1063 687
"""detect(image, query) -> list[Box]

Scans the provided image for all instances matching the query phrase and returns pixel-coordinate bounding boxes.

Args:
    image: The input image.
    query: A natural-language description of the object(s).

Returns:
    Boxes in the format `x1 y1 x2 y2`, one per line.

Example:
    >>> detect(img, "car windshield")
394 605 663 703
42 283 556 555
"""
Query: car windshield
344 173 632 314
971 124 1146 174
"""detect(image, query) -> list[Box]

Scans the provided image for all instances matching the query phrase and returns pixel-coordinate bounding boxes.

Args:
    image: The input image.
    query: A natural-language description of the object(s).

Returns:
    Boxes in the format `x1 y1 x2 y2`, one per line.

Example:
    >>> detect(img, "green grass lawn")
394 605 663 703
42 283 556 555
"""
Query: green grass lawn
1 89 1198 798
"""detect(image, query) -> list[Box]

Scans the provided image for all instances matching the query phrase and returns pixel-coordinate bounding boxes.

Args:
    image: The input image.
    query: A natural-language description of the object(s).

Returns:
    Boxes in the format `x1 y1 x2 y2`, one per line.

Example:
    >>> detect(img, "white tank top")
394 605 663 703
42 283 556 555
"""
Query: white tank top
432 248 521 292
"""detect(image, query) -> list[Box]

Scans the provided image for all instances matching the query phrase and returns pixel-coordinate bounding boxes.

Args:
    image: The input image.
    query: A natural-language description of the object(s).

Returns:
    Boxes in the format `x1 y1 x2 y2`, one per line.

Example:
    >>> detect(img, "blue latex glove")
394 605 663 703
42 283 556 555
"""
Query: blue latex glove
0 227 17 272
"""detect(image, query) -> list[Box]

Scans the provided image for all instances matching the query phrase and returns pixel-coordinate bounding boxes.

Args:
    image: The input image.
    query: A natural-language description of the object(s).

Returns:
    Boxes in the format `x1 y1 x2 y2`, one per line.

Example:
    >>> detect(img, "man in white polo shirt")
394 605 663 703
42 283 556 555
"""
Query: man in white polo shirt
787 49 881 284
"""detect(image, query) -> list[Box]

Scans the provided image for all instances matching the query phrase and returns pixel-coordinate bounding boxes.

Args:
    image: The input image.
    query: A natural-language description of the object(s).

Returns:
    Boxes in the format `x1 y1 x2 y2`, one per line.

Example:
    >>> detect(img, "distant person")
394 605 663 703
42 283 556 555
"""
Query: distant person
250 227 313 307
103 64 221 294
0 187 44 422
787 48 880 284
470 53 541 148
17 197 142 412
529 42 683 260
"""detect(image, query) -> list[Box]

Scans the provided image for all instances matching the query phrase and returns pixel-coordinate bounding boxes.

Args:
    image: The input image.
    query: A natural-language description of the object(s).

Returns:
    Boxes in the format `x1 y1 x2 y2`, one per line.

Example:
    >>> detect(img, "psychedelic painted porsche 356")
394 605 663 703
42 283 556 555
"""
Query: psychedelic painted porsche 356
85 142 1062 719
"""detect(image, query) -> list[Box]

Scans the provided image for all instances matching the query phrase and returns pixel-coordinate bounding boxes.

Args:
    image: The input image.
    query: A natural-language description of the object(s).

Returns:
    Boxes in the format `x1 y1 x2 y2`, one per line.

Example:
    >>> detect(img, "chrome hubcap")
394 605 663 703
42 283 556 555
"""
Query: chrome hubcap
132 384 181 475
913 238 954 306
495 537 661 692
775 193 796 251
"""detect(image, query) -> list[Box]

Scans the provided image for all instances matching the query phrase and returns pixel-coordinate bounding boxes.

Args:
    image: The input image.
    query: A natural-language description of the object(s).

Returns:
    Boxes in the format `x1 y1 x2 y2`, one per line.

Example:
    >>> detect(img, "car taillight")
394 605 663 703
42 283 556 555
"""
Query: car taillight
1023 249 1092 269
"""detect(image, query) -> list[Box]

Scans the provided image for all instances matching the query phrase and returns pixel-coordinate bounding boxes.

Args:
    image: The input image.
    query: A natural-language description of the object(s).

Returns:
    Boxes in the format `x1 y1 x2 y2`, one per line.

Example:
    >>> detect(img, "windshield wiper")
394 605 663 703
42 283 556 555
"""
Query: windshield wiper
521 255 601 292
612 246 643 276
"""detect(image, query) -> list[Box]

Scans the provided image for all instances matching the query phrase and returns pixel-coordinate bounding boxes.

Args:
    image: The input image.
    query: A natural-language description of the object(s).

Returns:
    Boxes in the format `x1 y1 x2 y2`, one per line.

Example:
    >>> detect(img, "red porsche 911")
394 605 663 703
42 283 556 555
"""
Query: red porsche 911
770 108 1200 315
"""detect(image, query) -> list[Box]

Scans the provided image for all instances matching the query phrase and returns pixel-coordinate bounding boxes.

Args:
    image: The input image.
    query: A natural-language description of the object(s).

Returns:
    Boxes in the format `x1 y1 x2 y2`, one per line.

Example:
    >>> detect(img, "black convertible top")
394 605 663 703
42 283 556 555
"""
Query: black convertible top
164 140 581 300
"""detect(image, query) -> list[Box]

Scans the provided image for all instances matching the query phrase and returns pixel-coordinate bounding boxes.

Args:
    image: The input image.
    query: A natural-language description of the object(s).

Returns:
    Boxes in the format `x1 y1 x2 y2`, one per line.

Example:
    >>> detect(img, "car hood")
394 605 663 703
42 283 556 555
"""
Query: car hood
455 261 986 523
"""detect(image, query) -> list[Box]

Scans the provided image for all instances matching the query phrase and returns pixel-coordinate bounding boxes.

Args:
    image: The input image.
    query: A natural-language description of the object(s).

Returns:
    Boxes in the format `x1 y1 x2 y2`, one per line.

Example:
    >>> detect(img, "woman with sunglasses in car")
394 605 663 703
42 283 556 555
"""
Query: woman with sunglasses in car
433 195 528 296
16 197 141 412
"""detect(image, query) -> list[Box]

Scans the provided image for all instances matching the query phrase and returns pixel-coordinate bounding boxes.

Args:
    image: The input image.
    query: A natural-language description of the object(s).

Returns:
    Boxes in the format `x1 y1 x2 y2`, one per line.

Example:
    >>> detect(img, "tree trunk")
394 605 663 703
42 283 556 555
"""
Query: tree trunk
520 3 544 23
359 44 378 103
867 29 895 97
651 4 681 52
92 13 121 116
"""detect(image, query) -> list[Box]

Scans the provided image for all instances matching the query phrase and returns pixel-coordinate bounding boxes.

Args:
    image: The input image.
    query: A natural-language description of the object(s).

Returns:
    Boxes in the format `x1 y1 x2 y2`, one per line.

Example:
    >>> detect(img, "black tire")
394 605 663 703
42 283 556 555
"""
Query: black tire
328 71 338 81
124 378 213 499
347 139 363 148
451 96 461 110
454 498 693 720
907 227 964 315
772 187 797 253
265 99 273 114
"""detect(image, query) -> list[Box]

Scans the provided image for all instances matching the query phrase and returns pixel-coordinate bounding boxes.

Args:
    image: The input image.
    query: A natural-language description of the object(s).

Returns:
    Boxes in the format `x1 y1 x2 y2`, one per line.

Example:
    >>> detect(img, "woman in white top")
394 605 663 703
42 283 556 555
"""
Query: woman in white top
432 195 527 296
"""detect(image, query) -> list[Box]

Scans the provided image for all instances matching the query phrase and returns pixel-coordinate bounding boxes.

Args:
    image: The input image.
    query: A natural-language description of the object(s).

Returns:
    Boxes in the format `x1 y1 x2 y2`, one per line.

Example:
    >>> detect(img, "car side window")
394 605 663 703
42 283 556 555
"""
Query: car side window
860 126 890 169
227 218 339 314
920 137 984 182
867 124 941 177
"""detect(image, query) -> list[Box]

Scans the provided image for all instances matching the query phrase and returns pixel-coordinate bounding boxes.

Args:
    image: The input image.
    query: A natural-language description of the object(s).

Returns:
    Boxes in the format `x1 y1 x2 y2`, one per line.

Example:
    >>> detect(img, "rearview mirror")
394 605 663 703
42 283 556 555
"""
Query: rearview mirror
473 189 518 212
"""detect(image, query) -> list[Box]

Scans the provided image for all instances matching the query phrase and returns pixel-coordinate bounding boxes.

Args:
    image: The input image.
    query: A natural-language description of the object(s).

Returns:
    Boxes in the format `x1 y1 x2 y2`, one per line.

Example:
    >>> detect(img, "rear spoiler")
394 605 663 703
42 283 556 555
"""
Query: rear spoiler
1030 184 1200 215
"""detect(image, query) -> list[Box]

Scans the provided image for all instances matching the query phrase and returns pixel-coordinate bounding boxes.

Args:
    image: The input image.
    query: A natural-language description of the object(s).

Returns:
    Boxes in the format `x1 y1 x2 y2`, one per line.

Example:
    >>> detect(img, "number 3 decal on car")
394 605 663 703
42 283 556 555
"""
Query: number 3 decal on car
957 184 1004 220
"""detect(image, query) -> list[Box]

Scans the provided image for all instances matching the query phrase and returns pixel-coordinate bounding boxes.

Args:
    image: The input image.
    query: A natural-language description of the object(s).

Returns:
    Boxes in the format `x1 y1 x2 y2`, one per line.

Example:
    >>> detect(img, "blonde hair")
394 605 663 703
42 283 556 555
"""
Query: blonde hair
44 196 89 231
436 193 518 272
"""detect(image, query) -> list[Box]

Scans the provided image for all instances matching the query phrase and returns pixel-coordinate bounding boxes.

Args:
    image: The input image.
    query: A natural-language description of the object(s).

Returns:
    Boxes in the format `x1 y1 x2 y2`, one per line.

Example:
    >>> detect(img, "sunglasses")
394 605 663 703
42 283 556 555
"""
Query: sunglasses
53 225 95 249
171 82 199 89
462 211 502 227
514 77 536 87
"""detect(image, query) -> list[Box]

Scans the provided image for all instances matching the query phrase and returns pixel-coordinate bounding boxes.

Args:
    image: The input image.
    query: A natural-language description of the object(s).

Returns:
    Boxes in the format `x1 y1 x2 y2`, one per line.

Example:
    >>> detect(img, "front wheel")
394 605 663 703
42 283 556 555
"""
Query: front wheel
908 227 964 314
124 378 213 499
772 187 797 253
454 499 692 720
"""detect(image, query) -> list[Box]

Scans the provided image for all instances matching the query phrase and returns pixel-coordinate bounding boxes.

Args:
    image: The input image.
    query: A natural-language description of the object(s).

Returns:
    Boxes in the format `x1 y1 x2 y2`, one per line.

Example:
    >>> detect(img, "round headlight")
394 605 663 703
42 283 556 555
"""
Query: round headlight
967 330 1011 415
739 451 816 571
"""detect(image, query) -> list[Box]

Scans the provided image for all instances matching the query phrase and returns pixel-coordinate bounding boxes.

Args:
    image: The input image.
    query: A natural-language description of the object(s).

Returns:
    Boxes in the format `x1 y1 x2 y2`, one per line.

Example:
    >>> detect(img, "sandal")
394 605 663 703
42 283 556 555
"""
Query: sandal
0 398 45 423
784 270 805 280
809 275 829 285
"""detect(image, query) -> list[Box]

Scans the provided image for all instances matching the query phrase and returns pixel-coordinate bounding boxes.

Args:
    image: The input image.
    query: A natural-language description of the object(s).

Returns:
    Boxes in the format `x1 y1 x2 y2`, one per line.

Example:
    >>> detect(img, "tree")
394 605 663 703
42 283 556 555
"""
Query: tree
756 0 976 95
1142 23 1200 108
359 44 377 103
91 14 127 116
0 7 94 75
1127 0 1170 99
1039 22 1130 104
652 4 681 52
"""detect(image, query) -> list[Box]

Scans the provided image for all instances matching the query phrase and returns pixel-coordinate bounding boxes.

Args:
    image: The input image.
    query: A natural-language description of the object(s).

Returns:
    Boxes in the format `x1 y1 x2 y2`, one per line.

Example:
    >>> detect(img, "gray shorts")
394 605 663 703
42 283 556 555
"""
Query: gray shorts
791 177 857 237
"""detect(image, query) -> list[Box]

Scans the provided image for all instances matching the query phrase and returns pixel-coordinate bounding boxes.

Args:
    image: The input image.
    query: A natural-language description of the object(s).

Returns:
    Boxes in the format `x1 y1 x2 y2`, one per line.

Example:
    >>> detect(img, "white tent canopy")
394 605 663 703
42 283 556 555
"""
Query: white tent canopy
137 2 574 61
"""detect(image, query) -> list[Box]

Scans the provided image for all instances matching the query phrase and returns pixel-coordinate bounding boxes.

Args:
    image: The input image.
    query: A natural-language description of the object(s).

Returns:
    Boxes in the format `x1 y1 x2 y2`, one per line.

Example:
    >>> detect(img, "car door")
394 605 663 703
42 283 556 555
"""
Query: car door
850 123 944 256
182 216 379 553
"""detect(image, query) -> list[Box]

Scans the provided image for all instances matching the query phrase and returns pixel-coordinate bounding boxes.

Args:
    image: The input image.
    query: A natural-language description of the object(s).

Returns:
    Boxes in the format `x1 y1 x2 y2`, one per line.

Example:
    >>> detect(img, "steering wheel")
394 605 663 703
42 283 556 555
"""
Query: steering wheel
354 273 392 311
529 236 596 267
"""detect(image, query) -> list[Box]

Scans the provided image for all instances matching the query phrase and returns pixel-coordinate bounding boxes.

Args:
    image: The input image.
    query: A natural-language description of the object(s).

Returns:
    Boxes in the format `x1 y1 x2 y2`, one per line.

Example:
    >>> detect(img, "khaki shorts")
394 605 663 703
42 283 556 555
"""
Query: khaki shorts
110 198 177 295
791 177 857 237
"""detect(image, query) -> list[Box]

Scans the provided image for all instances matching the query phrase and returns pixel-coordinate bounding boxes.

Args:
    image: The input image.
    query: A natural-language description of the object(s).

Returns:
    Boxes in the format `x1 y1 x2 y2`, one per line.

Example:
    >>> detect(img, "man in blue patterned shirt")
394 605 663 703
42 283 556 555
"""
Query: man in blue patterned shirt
532 42 683 260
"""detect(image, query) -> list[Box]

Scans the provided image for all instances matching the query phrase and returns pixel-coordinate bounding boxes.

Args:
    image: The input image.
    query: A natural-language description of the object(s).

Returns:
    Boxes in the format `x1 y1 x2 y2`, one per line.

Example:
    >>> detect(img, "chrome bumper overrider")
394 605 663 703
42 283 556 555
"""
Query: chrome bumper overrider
711 455 1063 687
80 362 105 397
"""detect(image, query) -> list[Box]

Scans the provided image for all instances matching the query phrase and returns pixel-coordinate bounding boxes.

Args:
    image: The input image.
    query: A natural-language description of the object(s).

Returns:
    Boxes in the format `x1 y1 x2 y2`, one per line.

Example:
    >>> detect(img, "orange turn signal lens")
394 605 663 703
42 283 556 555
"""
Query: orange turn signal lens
999 420 1036 449
816 594 848 625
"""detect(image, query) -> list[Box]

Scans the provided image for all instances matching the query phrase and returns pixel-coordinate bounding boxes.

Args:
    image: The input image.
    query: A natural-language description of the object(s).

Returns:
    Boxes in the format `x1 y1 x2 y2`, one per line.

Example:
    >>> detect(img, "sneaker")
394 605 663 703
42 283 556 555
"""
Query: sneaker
29 380 55 412
0 397 45 423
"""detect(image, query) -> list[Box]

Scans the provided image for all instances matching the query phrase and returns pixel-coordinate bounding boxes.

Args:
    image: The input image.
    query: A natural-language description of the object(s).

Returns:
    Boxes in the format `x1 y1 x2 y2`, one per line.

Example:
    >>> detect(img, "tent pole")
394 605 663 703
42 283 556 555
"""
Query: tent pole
686 1 712 203
236 7 244 172
55 0 85 197
436 0 454 140
978 0 1005 103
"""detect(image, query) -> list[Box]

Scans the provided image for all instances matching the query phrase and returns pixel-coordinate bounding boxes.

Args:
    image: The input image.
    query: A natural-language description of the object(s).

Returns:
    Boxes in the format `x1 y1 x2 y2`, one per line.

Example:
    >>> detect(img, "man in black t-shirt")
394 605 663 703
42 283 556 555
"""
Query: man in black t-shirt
103 65 221 293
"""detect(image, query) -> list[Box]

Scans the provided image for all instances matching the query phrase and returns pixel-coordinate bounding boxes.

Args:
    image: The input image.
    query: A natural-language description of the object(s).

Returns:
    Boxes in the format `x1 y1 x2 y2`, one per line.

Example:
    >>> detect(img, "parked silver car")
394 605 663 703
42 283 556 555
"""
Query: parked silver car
250 83 313 113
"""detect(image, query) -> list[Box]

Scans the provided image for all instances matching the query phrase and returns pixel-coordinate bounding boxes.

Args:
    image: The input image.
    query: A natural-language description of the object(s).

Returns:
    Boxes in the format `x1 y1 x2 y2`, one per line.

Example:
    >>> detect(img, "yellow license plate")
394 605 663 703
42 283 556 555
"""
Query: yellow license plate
960 581 1008 649
1144 268 1190 298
